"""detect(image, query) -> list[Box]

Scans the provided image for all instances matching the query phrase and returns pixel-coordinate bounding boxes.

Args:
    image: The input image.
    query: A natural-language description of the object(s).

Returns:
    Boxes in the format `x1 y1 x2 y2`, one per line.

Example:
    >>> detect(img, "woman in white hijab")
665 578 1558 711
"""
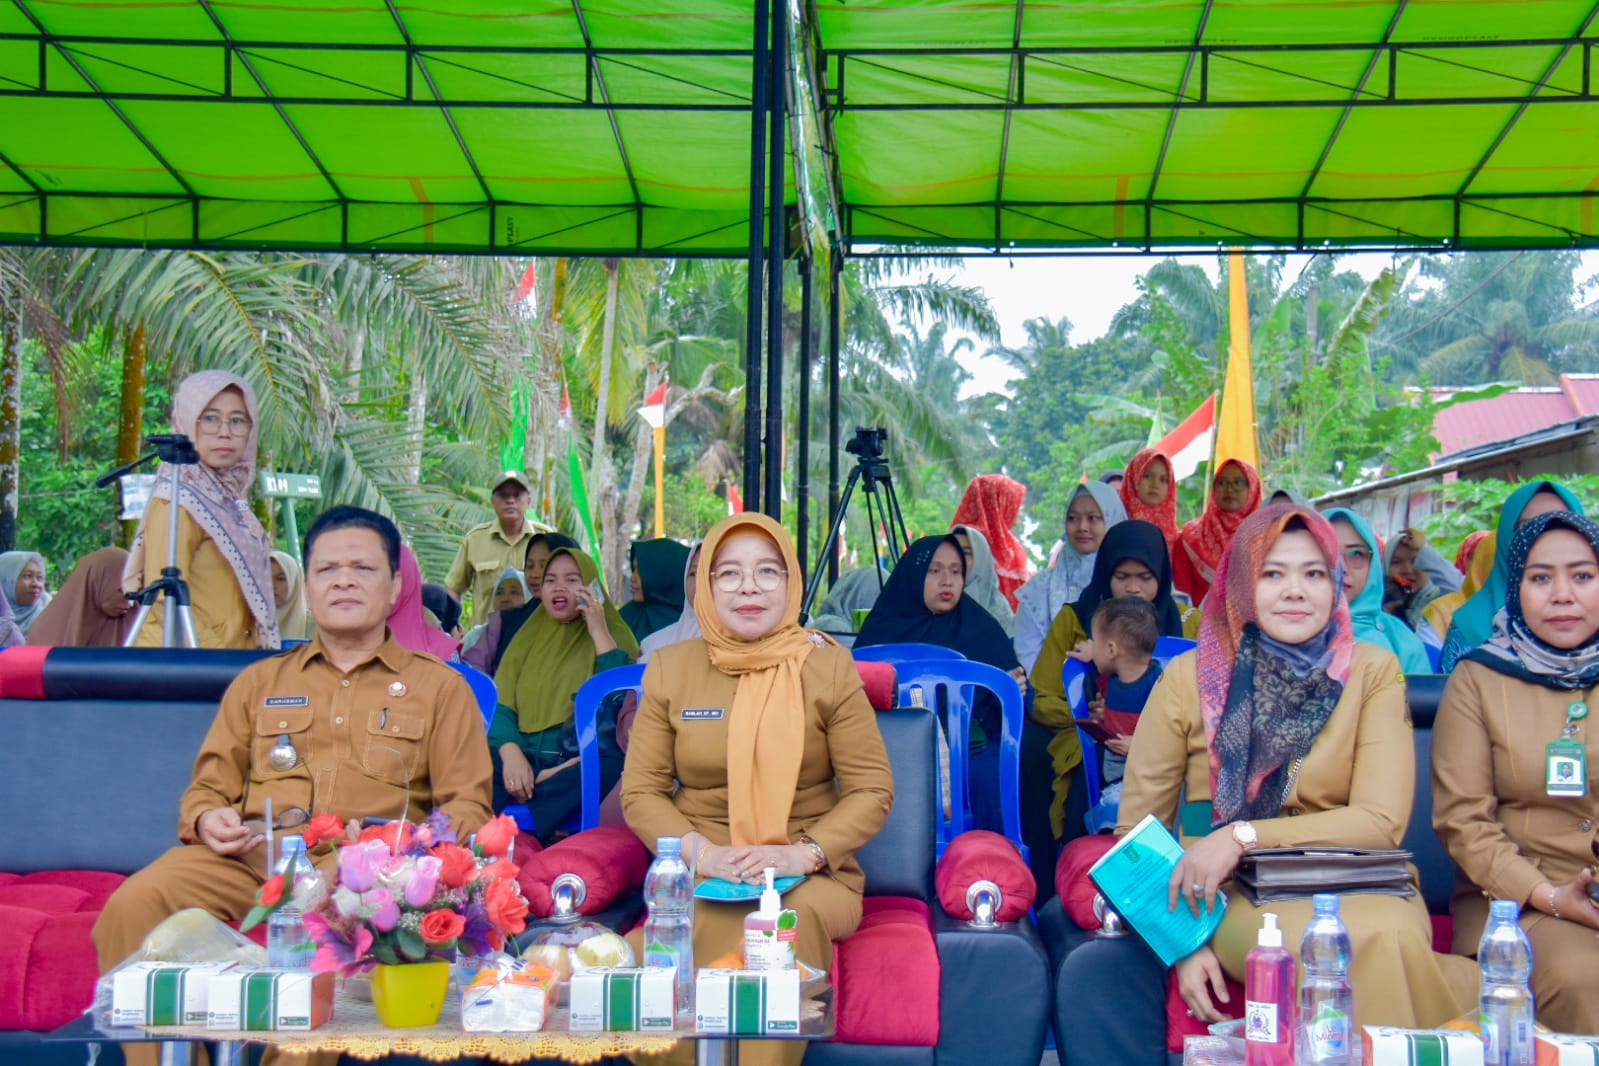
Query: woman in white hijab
951 524 1016 636
1013 482 1127 672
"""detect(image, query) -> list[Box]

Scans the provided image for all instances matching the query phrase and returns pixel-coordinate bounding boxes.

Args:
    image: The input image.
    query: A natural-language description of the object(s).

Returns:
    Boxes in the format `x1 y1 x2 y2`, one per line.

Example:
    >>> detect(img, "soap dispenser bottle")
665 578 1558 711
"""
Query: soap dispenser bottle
1244 912 1296 1066
743 867 798 971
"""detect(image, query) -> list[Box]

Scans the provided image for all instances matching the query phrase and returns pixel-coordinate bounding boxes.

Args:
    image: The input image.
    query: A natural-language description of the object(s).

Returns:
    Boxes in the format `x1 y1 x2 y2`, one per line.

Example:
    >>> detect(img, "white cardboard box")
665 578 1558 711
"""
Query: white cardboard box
695 968 800 1036
111 962 236 1026
568 967 676 1031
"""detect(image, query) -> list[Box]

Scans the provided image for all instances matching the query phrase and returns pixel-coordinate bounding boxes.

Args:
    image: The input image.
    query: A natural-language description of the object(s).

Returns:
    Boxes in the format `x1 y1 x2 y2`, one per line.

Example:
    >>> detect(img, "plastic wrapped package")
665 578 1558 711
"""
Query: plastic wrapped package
459 954 559 1033
94 909 268 1026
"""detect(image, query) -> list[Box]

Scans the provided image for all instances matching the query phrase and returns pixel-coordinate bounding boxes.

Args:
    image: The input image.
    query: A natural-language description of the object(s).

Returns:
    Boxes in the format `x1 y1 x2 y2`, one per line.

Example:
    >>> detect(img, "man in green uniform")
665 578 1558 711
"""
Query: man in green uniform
446 470 552 622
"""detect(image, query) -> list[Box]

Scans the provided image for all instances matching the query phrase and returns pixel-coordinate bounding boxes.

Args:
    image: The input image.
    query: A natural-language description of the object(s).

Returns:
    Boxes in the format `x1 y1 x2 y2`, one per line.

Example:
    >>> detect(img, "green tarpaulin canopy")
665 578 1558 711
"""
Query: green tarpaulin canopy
0 0 1596 255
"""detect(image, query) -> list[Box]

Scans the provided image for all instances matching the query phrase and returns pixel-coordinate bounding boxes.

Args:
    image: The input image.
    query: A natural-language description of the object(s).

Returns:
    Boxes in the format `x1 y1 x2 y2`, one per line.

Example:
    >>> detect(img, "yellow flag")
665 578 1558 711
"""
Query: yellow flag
1214 250 1259 472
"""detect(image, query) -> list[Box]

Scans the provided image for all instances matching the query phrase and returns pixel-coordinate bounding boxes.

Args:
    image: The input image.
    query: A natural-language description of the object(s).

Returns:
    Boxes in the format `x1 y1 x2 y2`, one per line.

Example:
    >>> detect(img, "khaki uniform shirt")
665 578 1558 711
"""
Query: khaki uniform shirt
177 633 494 842
132 498 257 649
445 518 550 618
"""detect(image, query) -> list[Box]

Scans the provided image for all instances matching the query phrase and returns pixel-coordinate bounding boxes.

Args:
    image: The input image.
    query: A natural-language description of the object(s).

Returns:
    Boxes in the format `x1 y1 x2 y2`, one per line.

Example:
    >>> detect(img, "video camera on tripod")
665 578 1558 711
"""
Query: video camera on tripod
96 434 203 648
802 426 910 618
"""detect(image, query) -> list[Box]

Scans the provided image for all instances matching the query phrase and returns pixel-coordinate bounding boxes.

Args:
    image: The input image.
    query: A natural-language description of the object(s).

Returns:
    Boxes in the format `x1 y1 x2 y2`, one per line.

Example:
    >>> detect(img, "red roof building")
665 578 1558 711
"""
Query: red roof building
1432 374 1599 456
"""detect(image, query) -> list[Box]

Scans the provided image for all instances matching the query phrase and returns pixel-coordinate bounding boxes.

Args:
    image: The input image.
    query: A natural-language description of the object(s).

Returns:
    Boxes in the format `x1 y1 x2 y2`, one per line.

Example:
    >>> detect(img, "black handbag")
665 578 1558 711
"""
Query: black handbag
1233 846 1415 905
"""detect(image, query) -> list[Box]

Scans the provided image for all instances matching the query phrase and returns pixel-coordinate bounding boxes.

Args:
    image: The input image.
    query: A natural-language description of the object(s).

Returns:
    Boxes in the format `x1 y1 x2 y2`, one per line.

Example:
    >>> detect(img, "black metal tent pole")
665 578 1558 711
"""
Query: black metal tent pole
796 251 814 583
762 0 787 520
742 0 768 511
826 251 842 586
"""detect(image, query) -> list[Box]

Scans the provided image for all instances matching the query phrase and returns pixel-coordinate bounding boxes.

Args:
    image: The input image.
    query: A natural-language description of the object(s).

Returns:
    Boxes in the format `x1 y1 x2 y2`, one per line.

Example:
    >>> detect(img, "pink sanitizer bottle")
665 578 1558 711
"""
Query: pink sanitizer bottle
1244 912 1296 1066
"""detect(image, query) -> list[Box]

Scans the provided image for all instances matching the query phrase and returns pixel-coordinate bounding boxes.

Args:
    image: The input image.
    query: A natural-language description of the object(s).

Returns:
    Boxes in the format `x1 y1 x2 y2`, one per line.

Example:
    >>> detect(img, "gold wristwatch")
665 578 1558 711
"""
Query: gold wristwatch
1231 821 1259 851
797 836 828 873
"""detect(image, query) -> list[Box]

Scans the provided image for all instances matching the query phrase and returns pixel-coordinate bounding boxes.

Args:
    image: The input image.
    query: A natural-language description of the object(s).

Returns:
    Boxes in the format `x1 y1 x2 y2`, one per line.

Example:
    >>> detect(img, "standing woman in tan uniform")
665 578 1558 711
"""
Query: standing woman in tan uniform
1433 511 1599 1034
622 513 894 1066
124 370 278 649
1119 503 1473 1030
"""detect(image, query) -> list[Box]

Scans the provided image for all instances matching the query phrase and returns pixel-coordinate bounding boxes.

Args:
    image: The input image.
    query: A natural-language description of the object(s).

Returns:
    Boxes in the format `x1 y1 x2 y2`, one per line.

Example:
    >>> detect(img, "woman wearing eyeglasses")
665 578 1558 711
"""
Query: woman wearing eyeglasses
491 545 638 842
1323 508 1431 674
123 370 279 649
1172 459 1262 605
622 513 893 1066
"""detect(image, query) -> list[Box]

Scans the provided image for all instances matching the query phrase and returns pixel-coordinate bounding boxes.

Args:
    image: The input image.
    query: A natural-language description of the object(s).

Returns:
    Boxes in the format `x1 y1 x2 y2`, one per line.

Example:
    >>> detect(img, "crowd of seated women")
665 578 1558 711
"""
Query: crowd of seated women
15 372 1599 1048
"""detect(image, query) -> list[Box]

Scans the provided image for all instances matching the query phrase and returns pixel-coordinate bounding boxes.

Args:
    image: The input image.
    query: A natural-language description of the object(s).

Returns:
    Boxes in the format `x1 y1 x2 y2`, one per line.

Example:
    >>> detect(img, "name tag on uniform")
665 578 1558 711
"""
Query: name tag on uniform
681 708 725 721
264 696 309 708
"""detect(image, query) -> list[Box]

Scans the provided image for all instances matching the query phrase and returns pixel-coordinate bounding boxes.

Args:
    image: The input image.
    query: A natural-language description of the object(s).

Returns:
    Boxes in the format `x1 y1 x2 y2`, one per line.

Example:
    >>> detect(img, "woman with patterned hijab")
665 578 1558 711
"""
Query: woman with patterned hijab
952 473 1030 611
1172 459 1262 605
123 370 278 648
1119 447 1180 551
1118 503 1474 1030
1434 511 1599 1034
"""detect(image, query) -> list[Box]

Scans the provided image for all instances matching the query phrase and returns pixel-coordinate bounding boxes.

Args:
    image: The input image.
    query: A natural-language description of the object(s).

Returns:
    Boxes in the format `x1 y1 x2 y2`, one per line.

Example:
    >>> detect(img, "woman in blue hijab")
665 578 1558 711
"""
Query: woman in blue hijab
1324 508 1430 674
1439 480 1585 672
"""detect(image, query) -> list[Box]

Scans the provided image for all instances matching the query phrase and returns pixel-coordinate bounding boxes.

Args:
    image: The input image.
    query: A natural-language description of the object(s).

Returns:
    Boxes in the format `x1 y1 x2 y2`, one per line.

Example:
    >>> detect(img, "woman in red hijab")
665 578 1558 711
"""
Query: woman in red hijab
1119 447 1180 550
1172 459 1262 605
951 474 1030 611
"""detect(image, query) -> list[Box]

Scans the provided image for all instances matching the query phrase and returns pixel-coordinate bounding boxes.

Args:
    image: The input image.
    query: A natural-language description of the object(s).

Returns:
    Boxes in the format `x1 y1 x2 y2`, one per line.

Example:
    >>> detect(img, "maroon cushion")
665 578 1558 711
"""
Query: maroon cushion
1165 965 1244 1052
0 645 48 698
1430 913 1453 954
1056 834 1117 930
517 825 649 918
855 661 896 711
935 830 1033 922
833 897 940 1046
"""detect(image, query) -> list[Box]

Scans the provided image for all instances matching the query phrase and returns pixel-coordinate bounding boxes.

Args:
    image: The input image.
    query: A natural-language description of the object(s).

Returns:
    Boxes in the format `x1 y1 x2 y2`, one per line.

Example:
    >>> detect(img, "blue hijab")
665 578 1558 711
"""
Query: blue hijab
1323 509 1431 675
1441 480 1585 671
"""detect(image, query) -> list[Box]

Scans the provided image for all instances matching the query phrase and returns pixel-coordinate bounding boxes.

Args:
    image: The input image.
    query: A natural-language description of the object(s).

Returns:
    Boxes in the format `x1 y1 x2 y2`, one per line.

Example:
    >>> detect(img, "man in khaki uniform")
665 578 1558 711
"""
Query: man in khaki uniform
93 505 494 1065
445 470 552 622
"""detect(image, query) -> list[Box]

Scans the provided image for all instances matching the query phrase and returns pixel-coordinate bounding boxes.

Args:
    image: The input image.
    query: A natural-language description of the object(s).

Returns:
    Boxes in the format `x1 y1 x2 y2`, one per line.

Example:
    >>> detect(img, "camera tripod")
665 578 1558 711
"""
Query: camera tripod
802 427 911 619
97 434 202 649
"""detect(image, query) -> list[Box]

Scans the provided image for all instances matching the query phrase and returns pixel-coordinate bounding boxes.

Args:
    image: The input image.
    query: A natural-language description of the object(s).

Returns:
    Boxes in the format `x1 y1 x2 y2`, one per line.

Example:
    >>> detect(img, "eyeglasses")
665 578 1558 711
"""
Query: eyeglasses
1214 478 1250 490
1342 547 1373 563
242 806 311 833
711 564 787 592
197 413 253 435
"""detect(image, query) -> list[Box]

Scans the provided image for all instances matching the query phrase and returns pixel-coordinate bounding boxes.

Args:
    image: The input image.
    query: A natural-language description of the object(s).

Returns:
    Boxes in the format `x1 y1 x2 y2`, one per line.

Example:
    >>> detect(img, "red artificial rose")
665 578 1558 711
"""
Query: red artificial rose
483 859 517 882
485 876 529 937
475 814 517 859
430 843 477 889
302 813 346 849
358 821 414 852
258 874 285 908
418 908 466 946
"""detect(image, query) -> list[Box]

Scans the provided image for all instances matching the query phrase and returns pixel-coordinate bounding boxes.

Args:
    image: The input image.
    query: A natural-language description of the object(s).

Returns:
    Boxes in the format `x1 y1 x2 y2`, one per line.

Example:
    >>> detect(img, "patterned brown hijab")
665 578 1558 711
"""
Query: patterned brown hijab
123 370 278 648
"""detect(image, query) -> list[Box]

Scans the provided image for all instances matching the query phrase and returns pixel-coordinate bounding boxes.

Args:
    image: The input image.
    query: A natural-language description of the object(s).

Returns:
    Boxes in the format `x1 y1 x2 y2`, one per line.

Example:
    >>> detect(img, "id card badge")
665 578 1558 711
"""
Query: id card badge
1546 739 1587 797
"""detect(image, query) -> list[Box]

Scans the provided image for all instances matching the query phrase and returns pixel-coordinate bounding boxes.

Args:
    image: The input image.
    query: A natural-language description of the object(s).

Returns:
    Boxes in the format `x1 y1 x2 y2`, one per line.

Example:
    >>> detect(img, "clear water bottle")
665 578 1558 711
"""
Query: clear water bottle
642 836 694 1016
266 836 320 969
1478 898 1535 1066
1297 894 1354 1065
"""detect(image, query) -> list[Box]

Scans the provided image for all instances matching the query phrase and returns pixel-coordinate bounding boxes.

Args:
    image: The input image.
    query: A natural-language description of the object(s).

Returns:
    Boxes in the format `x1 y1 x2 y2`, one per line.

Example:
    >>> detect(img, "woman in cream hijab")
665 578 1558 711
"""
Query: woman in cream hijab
269 551 310 641
621 513 894 1066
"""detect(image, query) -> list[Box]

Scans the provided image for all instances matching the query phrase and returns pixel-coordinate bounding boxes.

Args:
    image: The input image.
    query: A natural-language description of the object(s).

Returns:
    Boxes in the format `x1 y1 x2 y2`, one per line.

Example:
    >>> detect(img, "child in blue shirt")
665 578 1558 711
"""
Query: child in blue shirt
1083 596 1163 832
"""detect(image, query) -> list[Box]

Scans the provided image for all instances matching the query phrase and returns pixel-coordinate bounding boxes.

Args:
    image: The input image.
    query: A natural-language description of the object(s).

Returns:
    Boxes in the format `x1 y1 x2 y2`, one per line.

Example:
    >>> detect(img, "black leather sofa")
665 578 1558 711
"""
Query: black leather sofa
1038 674 1459 1066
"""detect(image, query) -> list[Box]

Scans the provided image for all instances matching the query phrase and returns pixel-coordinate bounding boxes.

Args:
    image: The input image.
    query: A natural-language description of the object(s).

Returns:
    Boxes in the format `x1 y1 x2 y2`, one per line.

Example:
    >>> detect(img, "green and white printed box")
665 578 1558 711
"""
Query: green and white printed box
206 968 334 1031
568 967 676 1031
1362 1025 1484 1066
695 968 800 1036
1539 1033 1599 1064
111 962 237 1026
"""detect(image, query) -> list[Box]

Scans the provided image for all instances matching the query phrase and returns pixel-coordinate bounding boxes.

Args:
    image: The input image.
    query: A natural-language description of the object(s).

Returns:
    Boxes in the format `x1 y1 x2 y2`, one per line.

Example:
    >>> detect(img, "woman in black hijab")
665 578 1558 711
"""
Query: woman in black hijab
856 534 1026 836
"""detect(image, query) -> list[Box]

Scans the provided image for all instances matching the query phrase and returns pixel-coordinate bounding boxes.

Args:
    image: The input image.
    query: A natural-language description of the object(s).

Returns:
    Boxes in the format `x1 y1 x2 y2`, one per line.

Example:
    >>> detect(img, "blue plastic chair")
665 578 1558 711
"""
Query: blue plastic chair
448 659 499 733
1067 636 1196 817
853 643 968 664
892 658 1025 863
573 663 646 831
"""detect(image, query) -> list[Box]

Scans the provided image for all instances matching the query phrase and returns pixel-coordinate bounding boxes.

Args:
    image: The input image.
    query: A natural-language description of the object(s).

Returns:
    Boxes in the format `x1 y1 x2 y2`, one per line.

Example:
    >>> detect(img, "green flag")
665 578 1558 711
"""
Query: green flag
567 437 604 588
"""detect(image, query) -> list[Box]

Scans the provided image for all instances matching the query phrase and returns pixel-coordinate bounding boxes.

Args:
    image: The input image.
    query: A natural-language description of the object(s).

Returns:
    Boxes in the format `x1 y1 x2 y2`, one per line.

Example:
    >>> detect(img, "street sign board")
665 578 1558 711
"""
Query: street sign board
258 472 323 499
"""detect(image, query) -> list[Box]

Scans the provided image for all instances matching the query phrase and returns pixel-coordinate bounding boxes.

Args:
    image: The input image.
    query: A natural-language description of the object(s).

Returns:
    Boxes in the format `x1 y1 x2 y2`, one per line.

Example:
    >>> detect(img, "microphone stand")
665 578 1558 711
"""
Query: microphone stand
98 434 202 649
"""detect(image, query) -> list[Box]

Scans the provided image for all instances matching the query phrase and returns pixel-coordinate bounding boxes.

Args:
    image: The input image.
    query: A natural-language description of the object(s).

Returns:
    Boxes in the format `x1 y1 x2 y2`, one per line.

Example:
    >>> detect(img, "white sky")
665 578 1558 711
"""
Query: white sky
941 251 1599 399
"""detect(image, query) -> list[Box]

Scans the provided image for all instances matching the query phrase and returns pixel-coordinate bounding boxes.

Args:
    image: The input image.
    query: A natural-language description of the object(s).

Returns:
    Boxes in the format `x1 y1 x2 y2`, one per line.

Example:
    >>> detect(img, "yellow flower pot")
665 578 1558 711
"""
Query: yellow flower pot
370 961 451 1027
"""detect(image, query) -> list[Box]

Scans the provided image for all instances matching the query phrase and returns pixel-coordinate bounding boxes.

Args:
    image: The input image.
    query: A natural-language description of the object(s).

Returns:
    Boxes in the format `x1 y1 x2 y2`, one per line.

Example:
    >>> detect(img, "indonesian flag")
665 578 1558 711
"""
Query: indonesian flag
558 386 573 431
1154 393 1217 482
514 261 537 306
727 480 744 515
638 379 669 429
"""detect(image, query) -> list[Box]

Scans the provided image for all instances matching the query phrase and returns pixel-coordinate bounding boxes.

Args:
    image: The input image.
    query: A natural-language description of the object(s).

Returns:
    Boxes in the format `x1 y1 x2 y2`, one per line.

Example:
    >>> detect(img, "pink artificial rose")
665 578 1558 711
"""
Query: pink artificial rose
365 887 400 932
338 840 387 892
404 856 442 907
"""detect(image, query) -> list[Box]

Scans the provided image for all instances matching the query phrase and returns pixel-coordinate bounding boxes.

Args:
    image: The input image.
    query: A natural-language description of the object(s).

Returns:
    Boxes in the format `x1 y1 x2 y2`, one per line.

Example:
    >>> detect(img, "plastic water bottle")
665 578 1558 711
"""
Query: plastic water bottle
1478 898 1535 1066
1296 894 1354 1065
266 836 319 969
642 836 694 1016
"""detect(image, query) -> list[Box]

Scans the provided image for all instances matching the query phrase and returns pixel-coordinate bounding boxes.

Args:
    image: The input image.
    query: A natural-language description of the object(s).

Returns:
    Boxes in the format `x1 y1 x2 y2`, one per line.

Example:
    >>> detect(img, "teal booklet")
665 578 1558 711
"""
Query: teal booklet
1089 813 1227 966
694 875 807 901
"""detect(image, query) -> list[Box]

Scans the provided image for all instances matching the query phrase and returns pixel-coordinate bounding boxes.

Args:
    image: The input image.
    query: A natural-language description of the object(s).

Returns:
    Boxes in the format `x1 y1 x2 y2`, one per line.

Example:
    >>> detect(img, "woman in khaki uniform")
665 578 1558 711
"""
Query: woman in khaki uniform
123 370 278 649
1433 511 1599 1034
622 513 894 1066
1119 503 1474 1030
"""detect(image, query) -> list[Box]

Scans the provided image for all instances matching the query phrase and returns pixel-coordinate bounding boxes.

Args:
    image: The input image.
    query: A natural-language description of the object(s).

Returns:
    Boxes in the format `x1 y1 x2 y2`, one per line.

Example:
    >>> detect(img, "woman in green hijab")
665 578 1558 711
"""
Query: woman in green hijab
620 537 692 642
492 546 640 841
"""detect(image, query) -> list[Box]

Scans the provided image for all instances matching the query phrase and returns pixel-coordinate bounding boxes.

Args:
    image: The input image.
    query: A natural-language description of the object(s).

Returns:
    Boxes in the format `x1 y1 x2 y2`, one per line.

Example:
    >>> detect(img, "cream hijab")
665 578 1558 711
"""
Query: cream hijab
270 551 309 641
695 513 830 847
123 370 278 648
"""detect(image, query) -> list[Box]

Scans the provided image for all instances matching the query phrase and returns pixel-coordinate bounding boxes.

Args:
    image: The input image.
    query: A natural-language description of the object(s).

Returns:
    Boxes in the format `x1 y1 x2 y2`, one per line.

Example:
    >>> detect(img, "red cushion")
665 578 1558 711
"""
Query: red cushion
0 904 102 1031
833 897 940 1045
854 661 896 711
0 884 91 916
1165 966 1243 1052
0 645 48 698
5 871 126 912
1056 834 1117 930
935 830 1034 922
517 825 649 918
